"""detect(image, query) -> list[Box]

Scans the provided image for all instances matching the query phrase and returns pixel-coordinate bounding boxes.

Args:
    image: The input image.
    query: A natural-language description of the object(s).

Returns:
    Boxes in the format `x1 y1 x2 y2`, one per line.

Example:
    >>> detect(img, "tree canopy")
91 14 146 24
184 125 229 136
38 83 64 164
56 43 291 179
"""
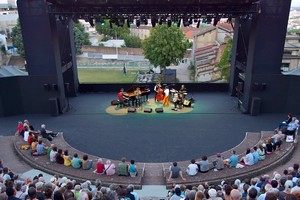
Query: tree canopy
95 20 130 39
10 20 91 57
142 24 190 68
11 19 25 58
73 22 91 54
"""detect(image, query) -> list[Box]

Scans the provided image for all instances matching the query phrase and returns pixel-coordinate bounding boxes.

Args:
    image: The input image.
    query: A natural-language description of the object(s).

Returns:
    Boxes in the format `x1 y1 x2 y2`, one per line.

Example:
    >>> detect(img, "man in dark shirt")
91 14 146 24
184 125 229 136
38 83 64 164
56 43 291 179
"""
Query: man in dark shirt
168 162 186 181
40 124 58 141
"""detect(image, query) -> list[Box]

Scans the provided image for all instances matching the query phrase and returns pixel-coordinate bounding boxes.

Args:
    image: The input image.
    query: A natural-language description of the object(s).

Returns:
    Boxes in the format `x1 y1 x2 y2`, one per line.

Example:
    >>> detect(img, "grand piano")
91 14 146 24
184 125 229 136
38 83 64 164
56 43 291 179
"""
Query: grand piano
123 84 151 107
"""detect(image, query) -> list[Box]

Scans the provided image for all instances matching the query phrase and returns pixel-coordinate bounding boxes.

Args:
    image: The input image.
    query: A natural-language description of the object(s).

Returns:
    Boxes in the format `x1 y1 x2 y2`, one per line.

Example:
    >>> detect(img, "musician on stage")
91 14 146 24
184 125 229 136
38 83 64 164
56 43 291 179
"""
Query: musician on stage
134 87 142 107
118 88 127 107
179 84 187 99
162 86 170 107
173 92 183 110
154 82 161 102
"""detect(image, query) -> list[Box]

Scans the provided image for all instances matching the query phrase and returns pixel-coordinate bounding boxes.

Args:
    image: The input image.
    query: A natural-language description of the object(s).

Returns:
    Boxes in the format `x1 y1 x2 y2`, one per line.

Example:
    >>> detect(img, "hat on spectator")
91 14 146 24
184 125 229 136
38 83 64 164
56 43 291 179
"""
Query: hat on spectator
35 182 44 190
175 184 180 189
208 189 217 198
74 185 81 191
285 180 293 189
50 177 57 183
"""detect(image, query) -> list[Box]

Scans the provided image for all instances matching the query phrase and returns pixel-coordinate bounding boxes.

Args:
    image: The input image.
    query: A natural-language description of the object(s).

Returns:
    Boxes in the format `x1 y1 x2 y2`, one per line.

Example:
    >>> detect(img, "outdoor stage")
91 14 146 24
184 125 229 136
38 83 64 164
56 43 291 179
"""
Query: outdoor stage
0 92 285 163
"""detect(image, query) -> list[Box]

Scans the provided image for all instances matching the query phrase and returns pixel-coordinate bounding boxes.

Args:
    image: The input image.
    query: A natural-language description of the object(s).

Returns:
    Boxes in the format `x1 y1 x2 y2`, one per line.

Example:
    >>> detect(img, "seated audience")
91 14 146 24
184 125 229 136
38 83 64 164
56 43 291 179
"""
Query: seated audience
265 139 273 155
198 156 210 173
27 132 33 146
225 150 238 168
36 140 47 155
257 144 266 161
56 149 64 164
71 153 82 169
31 138 38 152
187 159 198 175
168 162 186 181
50 146 58 162
252 147 259 164
128 160 138 177
82 155 93 170
117 157 129 176
63 150 72 167
93 158 104 174
17 121 23 136
40 124 58 141
214 153 225 171
104 160 115 175
273 135 283 151
278 113 293 131
239 148 254 166
23 126 30 142
286 117 299 140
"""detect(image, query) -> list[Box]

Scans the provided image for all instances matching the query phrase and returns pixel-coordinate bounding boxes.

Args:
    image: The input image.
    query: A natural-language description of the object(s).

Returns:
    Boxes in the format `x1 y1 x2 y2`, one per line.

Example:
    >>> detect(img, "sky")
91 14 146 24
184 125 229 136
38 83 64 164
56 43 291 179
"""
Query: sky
292 0 300 7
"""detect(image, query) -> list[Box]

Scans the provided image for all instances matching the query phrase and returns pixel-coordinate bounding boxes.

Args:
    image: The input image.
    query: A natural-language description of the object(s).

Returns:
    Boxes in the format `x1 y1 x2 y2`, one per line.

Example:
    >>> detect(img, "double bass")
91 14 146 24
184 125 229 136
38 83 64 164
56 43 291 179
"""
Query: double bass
156 87 164 101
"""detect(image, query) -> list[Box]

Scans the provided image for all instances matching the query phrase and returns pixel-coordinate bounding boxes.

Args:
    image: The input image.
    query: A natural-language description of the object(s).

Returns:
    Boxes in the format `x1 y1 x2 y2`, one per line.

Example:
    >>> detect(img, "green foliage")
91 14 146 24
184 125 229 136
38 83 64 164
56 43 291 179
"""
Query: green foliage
73 23 91 55
124 35 142 48
288 29 300 34
11 19 25 58
142 25 190 68
95 20 130 39
0 45 6 55
216 38 233 82
101 35 111 42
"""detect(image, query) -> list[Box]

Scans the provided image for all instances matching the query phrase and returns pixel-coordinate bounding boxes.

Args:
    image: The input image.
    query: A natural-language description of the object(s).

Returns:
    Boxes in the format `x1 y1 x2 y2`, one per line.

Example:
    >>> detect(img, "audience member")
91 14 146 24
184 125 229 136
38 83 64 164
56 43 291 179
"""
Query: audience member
82 155 93 170
56 149 64 164
93 158 105 174
71 153 82 169
214 153 225 171
168 162 186 181
117 158 129 176
49 146 58 163
63 150 72 167
187 159 198 176
198 156 210 173
104 160 115 175
239 148 254 166
252 147 259 164
257 144 266 161
128 160 138 177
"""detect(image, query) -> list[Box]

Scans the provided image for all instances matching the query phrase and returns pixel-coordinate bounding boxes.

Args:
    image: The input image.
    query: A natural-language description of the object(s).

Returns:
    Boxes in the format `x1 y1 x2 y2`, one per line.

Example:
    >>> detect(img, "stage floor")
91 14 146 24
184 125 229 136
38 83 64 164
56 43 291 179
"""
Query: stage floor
0 92 285 163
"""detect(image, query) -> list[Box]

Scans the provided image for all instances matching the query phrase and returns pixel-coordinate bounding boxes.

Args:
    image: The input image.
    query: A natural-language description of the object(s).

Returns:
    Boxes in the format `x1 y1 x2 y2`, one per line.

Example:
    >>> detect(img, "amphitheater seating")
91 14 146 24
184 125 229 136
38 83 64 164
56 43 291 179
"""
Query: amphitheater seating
14 131 296 189
14 134 144 189
165 131 295 188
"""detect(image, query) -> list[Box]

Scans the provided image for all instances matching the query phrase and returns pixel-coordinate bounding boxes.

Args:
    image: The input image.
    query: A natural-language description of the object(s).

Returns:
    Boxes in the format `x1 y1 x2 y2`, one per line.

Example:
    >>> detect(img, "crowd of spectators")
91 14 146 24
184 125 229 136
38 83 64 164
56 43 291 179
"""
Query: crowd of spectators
0 167 140 200
167 163 300 200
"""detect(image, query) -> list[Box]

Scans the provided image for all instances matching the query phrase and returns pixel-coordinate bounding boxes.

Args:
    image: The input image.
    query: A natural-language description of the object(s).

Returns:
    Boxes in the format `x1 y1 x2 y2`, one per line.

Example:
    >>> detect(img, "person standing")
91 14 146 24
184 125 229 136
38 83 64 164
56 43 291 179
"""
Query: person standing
134 87 141 107
154 82 161 102
163 86 170 107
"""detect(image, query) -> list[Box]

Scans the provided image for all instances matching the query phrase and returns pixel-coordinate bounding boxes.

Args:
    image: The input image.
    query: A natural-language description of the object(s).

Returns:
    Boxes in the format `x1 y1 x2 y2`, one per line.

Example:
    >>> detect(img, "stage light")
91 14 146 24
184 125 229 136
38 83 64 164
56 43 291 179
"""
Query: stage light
95 17 105 26
167 19 172 27
118 17 125 27
136 19 140 27
127 16 134 27
151 16 158 27
89 17 95 27
141 15 148 25
183 17 189 27
196 20 200 28
159 16 166 25
213 17 220 26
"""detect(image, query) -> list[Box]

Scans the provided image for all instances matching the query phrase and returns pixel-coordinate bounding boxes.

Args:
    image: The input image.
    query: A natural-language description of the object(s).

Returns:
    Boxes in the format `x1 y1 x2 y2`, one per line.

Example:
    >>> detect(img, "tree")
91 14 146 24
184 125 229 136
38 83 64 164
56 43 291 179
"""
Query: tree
142 25 190 68
95 20 130 39
11 19 25 58
124 35 142 48
73 22 91 55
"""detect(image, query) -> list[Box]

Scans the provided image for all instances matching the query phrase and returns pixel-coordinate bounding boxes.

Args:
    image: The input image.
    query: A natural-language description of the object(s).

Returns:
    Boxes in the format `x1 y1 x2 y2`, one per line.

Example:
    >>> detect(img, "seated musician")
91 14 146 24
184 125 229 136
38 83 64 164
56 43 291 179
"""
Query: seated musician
179 84 187 99
173 92 183 110
118 88 128 107
134 87 142 107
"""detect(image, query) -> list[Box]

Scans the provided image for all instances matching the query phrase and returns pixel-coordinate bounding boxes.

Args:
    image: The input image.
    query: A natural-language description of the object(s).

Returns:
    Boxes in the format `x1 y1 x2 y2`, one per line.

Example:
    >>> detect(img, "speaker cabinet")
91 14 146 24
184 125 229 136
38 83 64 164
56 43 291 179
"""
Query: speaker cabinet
155 108 164 113
49 98 59 116
144 108 152 113
128 107 136 113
